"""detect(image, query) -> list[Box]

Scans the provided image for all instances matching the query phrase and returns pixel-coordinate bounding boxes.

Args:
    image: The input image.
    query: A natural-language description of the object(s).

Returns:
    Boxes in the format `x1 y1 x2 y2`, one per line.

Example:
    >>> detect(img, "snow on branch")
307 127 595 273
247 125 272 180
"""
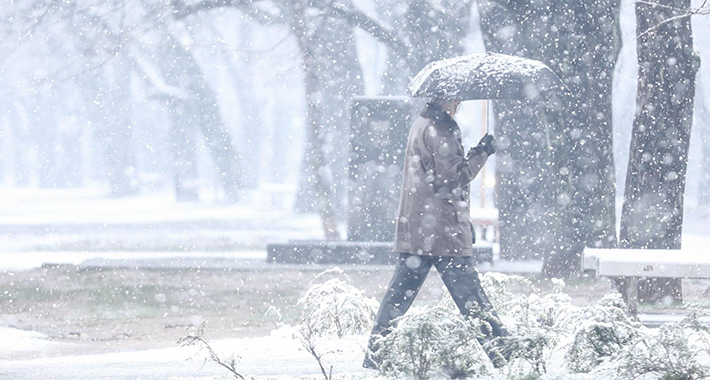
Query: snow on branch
170 0 408 55
177 322 246 380
635 0 710 39
171 0 283 24
171 0 250 19
298 276 378 338
132 52 190 100
323 1 409 56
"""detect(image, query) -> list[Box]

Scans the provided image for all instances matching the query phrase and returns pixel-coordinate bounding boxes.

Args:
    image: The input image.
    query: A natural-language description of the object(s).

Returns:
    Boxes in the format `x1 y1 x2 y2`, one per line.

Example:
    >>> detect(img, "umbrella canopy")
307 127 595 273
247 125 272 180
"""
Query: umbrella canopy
408 53 566 101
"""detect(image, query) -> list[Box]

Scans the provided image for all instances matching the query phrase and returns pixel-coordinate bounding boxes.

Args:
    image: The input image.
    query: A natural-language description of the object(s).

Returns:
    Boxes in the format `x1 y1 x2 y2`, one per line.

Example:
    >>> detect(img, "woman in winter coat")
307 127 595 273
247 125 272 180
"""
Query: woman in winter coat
363 98 508 369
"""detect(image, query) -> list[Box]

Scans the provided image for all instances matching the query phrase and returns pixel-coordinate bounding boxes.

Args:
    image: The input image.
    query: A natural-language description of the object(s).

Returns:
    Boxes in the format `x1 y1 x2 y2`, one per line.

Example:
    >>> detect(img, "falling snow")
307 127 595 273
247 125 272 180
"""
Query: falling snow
1 0 710 379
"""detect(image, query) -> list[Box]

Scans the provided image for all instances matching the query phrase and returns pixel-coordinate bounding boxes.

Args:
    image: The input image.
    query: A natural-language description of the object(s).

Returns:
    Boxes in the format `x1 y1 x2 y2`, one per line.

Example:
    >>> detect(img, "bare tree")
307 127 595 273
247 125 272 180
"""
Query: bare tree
2 0 245 200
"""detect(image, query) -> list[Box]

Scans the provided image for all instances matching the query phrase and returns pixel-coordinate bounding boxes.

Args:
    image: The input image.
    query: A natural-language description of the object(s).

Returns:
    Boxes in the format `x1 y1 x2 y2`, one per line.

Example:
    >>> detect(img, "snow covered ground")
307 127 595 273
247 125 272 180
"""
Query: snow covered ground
2 293 708 380
0 187 324 254
0 326 371 380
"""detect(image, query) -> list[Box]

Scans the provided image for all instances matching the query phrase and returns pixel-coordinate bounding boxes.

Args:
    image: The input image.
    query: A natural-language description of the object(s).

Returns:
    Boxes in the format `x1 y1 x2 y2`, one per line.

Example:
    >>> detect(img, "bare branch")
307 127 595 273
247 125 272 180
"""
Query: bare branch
635 0 710 39
171 0 252 19
299 322 334 380
132 51 191 100
169 0 406 55
178 323 246 380
323 2 408 56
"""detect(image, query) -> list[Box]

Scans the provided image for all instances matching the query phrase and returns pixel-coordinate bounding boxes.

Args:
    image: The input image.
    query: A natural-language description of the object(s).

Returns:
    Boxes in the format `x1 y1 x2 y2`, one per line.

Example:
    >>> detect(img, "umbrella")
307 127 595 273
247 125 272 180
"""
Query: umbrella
408 52 566 101
408 53 566 207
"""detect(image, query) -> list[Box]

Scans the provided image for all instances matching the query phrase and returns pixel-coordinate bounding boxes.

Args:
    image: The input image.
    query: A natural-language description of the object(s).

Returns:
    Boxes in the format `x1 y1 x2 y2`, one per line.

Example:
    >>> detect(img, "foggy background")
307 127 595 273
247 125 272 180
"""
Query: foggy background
0 0 709 237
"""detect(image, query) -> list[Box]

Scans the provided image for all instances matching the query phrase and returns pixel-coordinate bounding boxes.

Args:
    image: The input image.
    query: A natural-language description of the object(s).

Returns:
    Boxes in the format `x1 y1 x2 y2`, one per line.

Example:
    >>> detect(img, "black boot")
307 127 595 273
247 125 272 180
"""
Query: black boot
362 334 382 370
482 336 513 368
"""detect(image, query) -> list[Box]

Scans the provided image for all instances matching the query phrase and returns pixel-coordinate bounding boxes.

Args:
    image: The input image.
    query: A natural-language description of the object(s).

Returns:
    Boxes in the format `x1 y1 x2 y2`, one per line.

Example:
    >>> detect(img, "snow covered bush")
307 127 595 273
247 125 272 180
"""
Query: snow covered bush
502 331 553 376
476 274 710 379
481 273 573 334
480 272 534 312
499 291 573 376
298 271 378 338
373 301 493 380
481 273 574 376
616 307 710 380
561 294 641 373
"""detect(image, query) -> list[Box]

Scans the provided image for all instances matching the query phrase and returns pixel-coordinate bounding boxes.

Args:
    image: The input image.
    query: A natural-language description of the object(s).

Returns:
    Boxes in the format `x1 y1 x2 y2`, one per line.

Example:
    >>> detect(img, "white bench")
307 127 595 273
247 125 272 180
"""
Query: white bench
582 248 710 315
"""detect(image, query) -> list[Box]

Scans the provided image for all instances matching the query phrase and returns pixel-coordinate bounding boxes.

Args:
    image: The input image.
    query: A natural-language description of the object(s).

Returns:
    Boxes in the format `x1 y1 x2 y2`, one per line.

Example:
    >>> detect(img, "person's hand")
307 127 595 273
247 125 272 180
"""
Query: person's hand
476 134 496 156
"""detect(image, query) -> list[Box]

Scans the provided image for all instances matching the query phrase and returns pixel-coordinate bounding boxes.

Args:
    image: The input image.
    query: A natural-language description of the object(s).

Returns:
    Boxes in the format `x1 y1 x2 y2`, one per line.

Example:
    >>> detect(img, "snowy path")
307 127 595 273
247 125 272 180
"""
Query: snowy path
0 327 371 380
0 188 324 253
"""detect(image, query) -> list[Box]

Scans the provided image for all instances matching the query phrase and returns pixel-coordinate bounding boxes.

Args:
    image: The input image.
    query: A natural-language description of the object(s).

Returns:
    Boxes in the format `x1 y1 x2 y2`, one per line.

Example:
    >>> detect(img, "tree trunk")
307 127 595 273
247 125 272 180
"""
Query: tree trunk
11 103 31 186
293 3 365 222
154 37 200 202
233 20 264 190
100 59 138 198
543 0 622 276
29 88 60 188
697 82 710 206
168 100 199 202
0 107 15 185
163 34 242 203
478 0 569 266
478 0 621 276
291 0 340 240
620 0 699 303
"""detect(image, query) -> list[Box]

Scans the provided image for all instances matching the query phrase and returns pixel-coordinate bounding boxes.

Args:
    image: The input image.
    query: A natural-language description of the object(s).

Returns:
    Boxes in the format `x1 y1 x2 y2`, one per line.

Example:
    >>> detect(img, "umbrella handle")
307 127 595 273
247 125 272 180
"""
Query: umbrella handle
486 100 490 135
481 99 491 136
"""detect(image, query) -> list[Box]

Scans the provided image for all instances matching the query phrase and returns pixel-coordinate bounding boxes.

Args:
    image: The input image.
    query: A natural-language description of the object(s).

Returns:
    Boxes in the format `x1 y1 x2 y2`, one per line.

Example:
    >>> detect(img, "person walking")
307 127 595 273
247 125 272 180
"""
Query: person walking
363 98 507 369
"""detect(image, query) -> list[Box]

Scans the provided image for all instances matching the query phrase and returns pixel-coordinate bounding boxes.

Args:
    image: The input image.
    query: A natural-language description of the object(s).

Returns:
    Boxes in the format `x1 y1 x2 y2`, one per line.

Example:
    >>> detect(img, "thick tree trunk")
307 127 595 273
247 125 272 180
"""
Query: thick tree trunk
198 110 242 204
543 1 622 276
233 20 264 190
478 0 557 264
11 104 31 186
620 0 699 303
168 101 199 202
26 83 83 189
100 59 139 198
161 35 242 203
29 90 60 188
55 86 84 188
293 3 365 221
291 0 340 240
0 106 18 185
270 89 295 183
478 0 621 276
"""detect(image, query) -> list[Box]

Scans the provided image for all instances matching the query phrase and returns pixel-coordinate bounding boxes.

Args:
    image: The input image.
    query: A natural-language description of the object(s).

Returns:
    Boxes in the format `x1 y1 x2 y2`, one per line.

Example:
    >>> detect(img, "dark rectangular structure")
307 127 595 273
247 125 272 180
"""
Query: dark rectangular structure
267 240 493 265
348 97 412 242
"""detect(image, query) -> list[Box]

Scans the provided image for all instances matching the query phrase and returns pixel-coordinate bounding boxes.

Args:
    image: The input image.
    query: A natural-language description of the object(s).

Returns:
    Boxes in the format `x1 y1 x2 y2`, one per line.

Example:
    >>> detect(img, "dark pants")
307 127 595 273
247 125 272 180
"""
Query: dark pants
368 253 507 347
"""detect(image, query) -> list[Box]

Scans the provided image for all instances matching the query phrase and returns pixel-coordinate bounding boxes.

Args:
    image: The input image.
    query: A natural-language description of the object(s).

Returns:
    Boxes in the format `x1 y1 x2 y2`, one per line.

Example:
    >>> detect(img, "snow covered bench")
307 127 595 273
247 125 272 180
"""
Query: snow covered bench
582 248 710 315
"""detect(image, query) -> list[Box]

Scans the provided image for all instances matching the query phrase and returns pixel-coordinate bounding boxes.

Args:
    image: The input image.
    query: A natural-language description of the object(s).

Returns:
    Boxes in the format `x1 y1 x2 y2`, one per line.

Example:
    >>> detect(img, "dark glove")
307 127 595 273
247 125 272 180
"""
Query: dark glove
476 134 496 156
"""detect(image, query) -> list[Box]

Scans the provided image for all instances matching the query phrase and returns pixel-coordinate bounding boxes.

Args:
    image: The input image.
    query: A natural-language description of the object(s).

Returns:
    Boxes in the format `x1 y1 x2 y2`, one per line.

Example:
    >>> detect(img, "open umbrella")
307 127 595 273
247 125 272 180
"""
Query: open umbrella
408 52 566 208
408 52 566 101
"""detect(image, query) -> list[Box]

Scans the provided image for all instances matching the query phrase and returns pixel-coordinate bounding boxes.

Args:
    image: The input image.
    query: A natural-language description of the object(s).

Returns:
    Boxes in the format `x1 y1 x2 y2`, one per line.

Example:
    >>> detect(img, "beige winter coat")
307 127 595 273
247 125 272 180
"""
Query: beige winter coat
393 103 488 257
